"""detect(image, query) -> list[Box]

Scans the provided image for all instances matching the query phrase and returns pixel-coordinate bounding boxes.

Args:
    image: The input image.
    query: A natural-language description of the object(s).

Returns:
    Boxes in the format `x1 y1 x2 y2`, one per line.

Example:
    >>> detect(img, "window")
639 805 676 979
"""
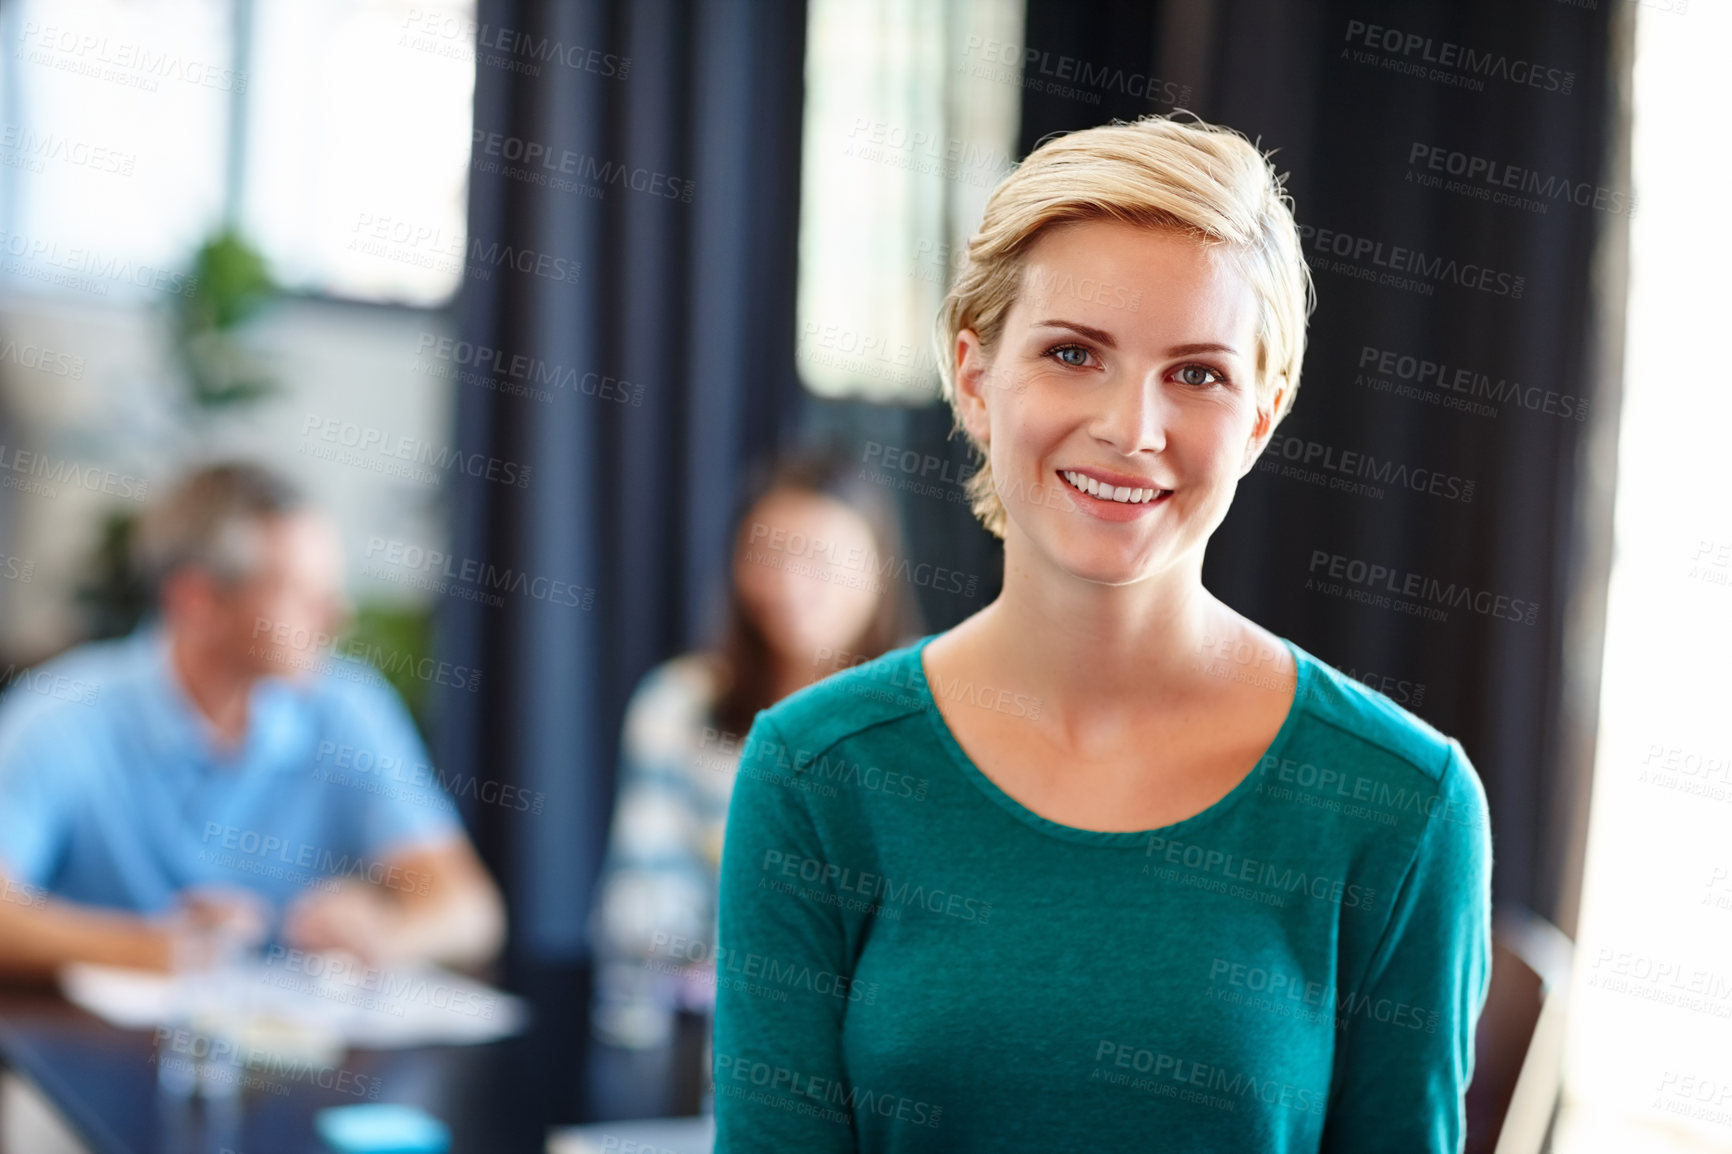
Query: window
0 0 475 306
1552 4 1732 1151
794 0 1023 403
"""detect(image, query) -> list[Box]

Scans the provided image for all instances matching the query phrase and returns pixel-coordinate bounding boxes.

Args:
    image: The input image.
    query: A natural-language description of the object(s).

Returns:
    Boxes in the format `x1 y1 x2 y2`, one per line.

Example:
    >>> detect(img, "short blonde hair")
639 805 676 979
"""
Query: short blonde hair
936 113 1315 538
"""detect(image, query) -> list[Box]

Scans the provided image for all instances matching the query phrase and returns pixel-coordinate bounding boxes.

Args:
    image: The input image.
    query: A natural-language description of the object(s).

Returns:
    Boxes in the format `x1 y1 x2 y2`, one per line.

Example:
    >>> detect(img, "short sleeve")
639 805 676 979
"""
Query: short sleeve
712 713 858 1153
1320 738 1494 1153
320 670 465 858
0 706 79 887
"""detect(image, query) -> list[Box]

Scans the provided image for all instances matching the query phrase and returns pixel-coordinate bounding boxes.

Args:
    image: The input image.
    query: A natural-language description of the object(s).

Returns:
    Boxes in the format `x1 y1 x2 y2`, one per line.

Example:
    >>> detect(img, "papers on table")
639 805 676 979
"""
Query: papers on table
548 1116 715 1154
60 956 525 1056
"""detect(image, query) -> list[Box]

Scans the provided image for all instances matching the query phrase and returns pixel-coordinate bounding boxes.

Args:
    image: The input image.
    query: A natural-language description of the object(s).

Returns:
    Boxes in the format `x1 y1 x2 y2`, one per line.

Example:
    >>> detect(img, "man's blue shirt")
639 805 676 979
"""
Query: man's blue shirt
0 624 462 914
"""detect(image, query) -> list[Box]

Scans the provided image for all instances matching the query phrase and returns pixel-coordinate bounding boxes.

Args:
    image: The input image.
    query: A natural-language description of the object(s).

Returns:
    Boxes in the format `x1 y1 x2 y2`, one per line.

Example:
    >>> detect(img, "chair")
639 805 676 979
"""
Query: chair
1465 906 1575 1154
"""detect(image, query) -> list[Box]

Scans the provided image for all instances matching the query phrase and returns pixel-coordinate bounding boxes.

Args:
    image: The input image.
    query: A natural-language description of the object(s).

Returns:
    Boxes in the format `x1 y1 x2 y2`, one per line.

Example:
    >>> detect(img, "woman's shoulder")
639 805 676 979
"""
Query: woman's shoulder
751 634 936 754
1286 638 1461 784
1279 640 1490 850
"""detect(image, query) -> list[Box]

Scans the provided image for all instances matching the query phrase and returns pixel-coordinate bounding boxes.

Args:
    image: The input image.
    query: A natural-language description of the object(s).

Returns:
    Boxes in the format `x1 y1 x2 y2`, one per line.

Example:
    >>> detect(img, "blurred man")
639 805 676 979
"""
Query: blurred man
0 462 504 977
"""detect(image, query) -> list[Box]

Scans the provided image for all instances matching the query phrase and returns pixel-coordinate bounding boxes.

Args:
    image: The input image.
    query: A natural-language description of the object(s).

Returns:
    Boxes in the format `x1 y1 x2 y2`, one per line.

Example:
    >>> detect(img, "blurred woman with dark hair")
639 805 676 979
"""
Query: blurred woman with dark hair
587 447 922 1068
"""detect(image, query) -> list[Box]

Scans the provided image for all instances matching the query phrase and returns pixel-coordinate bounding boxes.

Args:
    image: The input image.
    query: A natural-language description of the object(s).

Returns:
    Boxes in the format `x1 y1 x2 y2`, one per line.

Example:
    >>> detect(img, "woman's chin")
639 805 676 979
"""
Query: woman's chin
1040 536 1168 587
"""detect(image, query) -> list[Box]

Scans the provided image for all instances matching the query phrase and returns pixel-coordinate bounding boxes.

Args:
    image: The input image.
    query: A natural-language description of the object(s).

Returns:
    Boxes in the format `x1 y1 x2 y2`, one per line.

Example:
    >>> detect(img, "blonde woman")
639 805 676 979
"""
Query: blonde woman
714 113 1491 1152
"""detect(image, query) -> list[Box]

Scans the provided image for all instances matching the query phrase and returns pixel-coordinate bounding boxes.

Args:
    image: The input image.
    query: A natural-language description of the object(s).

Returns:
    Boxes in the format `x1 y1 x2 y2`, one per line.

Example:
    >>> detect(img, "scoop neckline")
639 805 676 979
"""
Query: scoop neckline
913 632 1310 847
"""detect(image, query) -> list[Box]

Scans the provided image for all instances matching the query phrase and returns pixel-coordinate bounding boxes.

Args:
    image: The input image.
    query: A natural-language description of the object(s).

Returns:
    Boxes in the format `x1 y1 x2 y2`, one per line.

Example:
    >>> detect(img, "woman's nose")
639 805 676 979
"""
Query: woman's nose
1092 372 1170 454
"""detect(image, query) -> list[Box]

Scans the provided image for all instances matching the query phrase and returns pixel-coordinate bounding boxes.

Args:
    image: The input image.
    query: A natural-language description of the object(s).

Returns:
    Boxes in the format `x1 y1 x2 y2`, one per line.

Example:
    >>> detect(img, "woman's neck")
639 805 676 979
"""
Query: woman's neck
954 536 1237 736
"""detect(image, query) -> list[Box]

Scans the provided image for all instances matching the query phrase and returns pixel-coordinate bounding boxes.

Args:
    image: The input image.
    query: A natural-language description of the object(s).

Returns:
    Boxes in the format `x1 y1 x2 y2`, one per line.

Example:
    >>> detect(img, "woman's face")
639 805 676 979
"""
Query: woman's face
733 489 884 666
954 219 1282 587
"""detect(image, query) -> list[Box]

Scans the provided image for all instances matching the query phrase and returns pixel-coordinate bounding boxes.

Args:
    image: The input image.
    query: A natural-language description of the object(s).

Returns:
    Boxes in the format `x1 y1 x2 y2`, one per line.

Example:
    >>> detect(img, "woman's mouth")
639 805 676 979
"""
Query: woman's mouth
1059 469 1172 506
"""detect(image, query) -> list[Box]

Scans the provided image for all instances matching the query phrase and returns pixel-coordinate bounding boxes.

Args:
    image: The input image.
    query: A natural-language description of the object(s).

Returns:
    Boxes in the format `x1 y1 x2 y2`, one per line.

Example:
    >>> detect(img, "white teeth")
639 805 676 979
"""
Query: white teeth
1062 471 1168 505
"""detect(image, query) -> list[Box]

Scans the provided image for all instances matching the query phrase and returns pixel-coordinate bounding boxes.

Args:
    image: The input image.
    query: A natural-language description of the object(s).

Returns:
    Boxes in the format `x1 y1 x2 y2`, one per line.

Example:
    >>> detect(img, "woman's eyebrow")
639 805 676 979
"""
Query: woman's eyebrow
1031 319 1117 347
1031 322 1241 361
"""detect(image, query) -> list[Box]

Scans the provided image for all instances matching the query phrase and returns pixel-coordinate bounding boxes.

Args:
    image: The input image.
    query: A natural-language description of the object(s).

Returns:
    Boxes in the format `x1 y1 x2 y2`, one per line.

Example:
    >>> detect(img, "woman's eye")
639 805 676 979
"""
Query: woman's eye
1176 364 1224 387
1048 345 1091 368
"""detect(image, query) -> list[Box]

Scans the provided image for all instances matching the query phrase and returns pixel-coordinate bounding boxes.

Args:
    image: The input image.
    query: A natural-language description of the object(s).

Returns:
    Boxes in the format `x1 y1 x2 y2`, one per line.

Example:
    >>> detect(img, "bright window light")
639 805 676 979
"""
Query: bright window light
0 0 474 306
1552 3 1732 1151
795 0 1022 403
243 0 475 305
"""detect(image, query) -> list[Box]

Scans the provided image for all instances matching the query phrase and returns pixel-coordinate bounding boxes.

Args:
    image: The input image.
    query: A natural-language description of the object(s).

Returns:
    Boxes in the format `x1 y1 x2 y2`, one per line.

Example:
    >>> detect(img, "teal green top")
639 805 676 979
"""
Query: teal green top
713 633 1493 1153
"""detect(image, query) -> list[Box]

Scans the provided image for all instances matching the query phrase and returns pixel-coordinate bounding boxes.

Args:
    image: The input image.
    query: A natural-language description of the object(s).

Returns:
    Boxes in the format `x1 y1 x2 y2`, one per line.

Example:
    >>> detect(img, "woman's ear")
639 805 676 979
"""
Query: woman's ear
1239 381 1286 475
953 329 994 445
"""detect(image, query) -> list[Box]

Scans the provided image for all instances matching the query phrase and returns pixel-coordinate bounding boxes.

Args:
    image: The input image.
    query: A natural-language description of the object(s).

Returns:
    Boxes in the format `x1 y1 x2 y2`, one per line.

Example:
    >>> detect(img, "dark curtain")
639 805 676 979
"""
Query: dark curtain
431 0 809 1123
987 0 1631 934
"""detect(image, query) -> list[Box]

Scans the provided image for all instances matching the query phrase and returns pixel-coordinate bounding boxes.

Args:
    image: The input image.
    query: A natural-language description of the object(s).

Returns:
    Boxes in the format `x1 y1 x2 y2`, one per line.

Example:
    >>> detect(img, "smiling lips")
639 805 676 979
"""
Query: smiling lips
1059 469 1171 506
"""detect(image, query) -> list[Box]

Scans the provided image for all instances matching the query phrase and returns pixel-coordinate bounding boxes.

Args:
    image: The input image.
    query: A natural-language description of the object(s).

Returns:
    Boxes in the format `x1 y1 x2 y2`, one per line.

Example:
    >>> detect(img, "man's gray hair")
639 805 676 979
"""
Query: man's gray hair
130 462 307 593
